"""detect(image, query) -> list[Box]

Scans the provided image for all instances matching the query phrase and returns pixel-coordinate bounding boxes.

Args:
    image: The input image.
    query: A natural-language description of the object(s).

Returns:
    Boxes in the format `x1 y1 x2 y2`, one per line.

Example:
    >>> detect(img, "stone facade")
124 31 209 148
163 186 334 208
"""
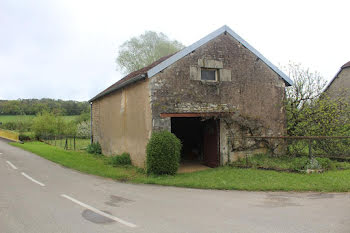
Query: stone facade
91 29 289 168
149 33 287 164
325 66 350 103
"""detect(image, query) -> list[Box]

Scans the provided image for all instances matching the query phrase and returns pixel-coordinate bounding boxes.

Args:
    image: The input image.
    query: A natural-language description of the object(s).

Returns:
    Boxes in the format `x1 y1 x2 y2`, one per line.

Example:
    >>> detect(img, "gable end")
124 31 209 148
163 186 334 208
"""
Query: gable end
147 25 293 86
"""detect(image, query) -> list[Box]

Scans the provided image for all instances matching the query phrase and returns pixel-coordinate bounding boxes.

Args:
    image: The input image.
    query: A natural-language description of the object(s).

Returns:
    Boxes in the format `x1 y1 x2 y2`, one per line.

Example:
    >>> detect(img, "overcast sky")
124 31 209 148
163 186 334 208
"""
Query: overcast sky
1 0 349 101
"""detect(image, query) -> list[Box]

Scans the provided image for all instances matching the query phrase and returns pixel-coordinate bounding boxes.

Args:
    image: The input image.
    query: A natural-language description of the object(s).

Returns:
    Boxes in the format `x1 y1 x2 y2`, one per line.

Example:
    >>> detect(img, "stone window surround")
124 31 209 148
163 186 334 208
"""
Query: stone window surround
199 58 222 82
190 58 231 82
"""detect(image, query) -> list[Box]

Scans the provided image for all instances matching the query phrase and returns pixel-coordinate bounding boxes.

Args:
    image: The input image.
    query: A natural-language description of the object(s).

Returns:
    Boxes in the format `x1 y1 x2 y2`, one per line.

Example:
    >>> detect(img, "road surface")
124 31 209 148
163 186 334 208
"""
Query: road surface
0 138 349 233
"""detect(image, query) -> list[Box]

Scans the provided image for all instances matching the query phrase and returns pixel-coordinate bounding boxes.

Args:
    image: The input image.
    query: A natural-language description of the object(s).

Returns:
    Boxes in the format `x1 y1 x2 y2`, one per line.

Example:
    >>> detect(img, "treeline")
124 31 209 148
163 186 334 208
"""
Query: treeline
0 99 89 115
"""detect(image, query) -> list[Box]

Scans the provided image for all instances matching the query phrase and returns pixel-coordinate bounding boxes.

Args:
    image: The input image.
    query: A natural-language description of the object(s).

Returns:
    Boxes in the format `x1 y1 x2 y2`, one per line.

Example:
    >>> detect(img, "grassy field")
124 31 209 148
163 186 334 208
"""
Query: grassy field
0 115 35 123
10 141 350 192
0 115 78 123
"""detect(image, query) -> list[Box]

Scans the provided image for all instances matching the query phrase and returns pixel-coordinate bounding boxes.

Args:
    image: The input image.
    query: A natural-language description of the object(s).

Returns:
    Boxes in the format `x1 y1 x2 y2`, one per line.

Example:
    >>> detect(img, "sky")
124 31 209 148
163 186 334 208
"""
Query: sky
0 0 349 101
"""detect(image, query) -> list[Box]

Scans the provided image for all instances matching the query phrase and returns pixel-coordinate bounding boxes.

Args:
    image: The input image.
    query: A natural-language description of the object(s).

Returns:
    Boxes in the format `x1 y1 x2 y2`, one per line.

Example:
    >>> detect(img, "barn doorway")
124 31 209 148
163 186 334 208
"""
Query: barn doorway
171 117 220 168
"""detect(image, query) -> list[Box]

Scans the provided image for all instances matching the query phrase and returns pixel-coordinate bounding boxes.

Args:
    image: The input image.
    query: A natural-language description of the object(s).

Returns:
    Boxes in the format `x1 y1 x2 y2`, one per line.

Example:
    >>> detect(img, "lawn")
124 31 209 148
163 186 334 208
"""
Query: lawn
10 141 350 192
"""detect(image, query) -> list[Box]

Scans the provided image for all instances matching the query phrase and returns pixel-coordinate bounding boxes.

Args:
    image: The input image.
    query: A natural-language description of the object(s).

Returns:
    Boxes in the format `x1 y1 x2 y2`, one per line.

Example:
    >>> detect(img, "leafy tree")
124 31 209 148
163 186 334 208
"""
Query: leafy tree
32 111 78 138
32 111 57 138
284 62 327 136
284 62 350 155
116 31 185 74
0 99 89 116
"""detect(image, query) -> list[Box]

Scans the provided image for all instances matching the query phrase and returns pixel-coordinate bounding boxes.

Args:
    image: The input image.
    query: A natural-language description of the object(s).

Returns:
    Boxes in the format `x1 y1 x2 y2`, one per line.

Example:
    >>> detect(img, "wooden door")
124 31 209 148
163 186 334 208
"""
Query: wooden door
203 119 219 167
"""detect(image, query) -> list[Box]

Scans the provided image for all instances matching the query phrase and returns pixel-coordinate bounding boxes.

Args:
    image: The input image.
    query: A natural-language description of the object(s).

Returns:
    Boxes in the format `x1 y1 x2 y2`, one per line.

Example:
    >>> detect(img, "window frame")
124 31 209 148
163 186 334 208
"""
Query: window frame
200 68 218 82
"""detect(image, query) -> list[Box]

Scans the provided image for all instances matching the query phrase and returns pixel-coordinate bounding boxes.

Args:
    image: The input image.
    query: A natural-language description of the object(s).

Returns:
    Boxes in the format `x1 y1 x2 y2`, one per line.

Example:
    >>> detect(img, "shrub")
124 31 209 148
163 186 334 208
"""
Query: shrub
315 157 335 170
291 157 309 171
19 132 34 141
77 121 90 138
146 131 182 175
0 120 32 132
87 142 102 155
110 153 131 166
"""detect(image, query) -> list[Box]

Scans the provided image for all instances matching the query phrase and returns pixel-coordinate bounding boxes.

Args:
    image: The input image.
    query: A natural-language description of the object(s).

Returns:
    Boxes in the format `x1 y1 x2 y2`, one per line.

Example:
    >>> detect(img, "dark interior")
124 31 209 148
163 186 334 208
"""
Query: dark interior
171 117 204 162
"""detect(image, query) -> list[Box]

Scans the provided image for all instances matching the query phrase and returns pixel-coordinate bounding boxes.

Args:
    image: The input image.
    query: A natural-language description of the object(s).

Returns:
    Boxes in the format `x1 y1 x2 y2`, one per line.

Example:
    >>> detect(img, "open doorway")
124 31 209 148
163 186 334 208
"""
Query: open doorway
171 117 220 168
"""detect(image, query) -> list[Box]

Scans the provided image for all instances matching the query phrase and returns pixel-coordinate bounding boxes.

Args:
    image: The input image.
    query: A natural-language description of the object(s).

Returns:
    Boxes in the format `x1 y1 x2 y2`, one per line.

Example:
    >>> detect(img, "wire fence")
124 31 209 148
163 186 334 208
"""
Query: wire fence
40 134 91 151
244 136 350 160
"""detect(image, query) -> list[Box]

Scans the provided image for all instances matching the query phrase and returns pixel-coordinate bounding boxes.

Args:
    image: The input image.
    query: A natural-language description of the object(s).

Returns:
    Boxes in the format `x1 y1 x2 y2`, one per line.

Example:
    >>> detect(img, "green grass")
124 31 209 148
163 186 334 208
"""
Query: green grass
0 115 78 123
0 115 35 123
43 138 91 150
11 141 141 180
10 141 350 192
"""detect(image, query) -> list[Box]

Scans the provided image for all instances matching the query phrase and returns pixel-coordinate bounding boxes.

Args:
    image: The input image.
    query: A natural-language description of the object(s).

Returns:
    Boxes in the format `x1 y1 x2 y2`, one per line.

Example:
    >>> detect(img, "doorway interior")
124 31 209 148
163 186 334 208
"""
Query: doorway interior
171 117 219 168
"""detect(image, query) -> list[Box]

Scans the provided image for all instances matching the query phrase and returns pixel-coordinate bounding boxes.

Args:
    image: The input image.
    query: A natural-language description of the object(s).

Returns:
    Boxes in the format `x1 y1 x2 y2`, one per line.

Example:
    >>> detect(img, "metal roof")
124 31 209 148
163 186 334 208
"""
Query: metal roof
147 25 293 86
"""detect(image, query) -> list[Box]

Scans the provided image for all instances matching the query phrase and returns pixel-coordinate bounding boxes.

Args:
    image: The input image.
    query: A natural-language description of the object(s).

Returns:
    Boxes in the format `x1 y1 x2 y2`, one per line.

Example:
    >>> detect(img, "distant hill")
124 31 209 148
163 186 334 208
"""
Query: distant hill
0 99 89 115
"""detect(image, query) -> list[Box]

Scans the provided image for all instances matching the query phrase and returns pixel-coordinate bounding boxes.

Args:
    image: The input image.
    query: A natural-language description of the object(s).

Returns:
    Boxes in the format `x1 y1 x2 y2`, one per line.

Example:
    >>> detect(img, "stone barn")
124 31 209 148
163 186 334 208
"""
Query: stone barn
89 25 293 168
324 61 350 103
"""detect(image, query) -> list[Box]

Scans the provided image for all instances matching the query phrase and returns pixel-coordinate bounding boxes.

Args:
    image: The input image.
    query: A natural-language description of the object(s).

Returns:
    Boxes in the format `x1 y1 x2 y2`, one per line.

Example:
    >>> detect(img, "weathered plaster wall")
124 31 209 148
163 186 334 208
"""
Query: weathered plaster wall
92 79 152 167
149 33 287 164
326 68 350 103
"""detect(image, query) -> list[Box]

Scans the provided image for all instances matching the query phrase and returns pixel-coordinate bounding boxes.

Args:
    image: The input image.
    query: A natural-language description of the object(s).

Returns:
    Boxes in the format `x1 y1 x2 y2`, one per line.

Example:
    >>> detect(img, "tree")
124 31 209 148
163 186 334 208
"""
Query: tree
284 62 350 137
116 31 185 74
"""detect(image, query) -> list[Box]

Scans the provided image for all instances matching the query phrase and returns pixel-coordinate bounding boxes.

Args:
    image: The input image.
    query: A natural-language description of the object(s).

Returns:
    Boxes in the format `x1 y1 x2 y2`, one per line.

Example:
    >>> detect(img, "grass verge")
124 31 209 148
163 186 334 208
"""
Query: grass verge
231 153 350 172
10 141 350 192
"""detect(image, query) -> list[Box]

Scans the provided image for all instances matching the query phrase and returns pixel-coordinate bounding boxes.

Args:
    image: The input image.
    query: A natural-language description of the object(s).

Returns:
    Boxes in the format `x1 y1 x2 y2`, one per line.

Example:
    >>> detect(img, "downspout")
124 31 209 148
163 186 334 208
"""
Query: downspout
90 102 93 144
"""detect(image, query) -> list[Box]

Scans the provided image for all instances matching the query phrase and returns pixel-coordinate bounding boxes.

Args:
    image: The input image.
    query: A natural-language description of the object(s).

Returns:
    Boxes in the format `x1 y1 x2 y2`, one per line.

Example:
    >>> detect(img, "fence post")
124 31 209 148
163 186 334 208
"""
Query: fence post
74 136 76 150
308 139 312 159
65 138 68 150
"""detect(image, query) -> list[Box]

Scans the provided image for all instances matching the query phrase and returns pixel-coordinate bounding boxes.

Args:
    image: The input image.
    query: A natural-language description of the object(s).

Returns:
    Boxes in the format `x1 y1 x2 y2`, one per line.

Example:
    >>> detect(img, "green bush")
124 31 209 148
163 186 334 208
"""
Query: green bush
315 157 335 170
110 152 131 166
146 131 182 175
87 142 102 155
291 157 309 171
19 132 35 141
0 120 32 132
232 154 340 172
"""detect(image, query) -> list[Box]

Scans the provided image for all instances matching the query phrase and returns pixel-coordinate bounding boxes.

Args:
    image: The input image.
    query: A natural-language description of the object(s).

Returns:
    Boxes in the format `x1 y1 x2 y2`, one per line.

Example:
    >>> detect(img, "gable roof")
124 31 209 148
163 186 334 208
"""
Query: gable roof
147 25 292 86
324 60 350 92
90 25 292 102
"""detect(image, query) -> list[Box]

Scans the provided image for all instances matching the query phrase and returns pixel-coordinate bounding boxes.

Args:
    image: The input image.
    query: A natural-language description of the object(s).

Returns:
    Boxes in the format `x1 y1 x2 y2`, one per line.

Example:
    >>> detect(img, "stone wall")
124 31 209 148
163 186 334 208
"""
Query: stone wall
326 68 350 103
149 33 287 163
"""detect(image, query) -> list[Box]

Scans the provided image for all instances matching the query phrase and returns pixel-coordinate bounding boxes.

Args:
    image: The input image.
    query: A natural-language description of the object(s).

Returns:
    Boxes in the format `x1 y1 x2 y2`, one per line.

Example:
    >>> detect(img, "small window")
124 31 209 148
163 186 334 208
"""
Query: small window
201 69 217 81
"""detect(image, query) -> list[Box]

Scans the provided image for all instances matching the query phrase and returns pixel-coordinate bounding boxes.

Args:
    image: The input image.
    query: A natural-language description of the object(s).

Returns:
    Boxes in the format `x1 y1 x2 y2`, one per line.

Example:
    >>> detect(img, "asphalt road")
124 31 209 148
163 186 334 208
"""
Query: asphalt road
0 138 350 233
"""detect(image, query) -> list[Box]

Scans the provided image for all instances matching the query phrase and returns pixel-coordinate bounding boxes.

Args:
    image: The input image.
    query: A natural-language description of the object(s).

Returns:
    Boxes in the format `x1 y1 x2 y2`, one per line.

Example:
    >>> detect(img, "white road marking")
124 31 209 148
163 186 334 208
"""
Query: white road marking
21 172 45 186
6 161 17 170
0 152 3 155
61 194 137 228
